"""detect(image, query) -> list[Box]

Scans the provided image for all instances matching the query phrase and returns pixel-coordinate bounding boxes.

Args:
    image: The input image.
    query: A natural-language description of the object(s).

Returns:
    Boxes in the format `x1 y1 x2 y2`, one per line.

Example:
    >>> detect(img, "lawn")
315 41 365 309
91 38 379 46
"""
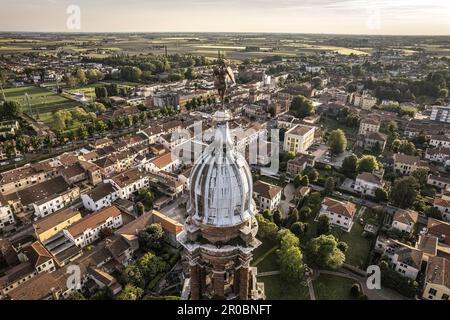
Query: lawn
313 274 356 300
3 86 80 126
261 275 310 300
254 250 279 273
319 116 358 141
333 220 372 269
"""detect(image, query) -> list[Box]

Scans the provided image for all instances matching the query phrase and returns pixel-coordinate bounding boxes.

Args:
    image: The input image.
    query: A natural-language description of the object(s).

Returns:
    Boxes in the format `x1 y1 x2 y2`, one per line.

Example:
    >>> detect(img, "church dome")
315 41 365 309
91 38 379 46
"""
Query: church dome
188 110 256 227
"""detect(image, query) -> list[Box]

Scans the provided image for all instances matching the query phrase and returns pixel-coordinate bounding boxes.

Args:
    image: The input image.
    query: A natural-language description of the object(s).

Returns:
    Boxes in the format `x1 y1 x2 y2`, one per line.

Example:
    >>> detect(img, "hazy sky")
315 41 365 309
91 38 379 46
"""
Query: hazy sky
0 0 449 35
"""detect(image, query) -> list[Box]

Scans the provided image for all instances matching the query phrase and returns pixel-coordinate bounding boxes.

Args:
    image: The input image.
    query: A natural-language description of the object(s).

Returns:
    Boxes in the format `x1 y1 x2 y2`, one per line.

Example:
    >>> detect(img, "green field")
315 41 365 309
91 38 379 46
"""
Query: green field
3 86 80 127
313 274 356 300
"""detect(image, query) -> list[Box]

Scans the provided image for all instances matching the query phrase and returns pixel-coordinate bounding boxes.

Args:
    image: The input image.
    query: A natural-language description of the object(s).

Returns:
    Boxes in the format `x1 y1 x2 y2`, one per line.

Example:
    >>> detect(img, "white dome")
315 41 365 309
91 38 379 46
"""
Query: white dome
188 113 255 227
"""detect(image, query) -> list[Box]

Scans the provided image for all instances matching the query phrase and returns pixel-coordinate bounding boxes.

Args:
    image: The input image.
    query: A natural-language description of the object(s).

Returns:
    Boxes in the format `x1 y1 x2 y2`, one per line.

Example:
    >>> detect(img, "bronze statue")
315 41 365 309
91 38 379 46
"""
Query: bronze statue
213 53 235 108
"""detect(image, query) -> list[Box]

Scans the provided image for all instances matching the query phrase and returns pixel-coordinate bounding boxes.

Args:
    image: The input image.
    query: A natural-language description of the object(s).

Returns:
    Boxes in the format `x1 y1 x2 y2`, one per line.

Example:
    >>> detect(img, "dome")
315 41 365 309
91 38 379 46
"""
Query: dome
188 110 256 227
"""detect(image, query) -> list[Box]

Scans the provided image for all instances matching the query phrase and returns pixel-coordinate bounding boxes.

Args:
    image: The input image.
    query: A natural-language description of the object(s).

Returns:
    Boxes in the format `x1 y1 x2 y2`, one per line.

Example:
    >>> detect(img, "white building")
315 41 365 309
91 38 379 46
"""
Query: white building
32 186 80 219
283 124 316 154
319 197 357 232
358 117 380 135
430 105 450 123
429 135 450 148
0 204 15 230
64 206 123 248
354 172 384 197
81 182 118 212
252 180 282 211
105 168 149 200
146 153 181 174
391 209 419 233
433 195 450 222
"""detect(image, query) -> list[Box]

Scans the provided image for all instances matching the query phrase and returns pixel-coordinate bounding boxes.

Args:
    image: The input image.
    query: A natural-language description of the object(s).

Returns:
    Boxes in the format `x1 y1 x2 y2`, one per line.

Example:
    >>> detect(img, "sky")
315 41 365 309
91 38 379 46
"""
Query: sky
0 0 449 35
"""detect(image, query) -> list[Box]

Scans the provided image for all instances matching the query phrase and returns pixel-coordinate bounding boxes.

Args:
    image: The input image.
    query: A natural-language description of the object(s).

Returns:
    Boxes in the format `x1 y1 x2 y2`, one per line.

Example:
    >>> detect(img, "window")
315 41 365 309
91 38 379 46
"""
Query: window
429 288 437 296
442 294 449 300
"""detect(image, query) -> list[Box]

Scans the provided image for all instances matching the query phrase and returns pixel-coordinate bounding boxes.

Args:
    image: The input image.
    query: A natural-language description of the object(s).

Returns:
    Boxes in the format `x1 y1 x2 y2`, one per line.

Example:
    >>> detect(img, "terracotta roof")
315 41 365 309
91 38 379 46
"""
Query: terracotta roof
394 153 421 166
356 172 383 185
151 210 183 235
87 182 116 202
434 197 450 208
253 180 282 200
17 176 72 206
427 218 450 246
322 197 357 218
361 117 380 126
110 168 147 188
23 241 52 267
0 262 35 288
389 240 423 269
425 256 450 288
393 209 419 225
151 153 177 169
116 211 153 236
33 207 82 236
416 234 438 256
66 206 121 238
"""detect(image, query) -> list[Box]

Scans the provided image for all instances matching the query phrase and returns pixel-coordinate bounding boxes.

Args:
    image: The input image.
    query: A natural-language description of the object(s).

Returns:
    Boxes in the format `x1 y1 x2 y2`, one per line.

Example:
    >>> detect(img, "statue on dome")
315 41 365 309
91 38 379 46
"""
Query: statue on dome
213 51 235 108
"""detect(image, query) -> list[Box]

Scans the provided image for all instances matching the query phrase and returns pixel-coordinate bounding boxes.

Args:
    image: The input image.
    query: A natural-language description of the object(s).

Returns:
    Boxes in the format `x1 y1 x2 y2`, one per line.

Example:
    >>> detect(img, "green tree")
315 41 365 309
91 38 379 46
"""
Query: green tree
0 100 21 120
327 129 347 155
138 223 164 252
256 213 279 239
317 214 331 235
273 210 283 227
290 95 314 118
300 175 309 186
375 188 388 202
121 265 145 288
357 155 379 173
76 68 87 85
116 284 143 300
308 234 345 269
293 174 302 188
277 229 305 282
390 176 420 208
323 177 335 196
303 166 319 182
342 154 358 177
290 221 307 237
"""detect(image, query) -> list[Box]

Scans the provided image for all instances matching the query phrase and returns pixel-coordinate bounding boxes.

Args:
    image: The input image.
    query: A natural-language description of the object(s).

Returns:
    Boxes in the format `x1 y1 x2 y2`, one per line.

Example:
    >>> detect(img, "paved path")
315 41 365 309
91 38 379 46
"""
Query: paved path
257 271 281 277
306 278 316 300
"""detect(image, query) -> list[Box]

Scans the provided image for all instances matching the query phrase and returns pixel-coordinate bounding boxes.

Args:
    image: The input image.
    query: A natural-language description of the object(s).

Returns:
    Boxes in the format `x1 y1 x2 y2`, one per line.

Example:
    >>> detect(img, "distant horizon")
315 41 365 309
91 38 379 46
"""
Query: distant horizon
0 0 449 36
0 31 449 37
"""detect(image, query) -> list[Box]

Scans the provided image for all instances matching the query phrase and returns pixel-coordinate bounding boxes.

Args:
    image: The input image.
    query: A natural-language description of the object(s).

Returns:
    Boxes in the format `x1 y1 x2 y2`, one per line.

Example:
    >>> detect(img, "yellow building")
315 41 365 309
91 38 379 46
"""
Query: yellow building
423 256 449 300
33 207 82 242
283 124 315 155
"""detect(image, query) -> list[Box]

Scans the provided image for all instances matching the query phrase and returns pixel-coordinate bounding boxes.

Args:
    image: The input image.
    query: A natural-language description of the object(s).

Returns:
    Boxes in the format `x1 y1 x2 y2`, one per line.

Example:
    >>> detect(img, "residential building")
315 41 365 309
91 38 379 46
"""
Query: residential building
354 172 384 197
393 153 429 175
81 182 118 212
423 256 449 300
430 105 450 123
392 209 419 233
358 117 380 135
252 180 282 211
427 174 450 191
0 203 15 230
283 124 315 154
33 207 82 242
146 152 181 173
319 197 357 232
64 206 123 248
356 132 387 152
433 195 450 222
429 135 450 148
106 168 149 200
286 154 315 177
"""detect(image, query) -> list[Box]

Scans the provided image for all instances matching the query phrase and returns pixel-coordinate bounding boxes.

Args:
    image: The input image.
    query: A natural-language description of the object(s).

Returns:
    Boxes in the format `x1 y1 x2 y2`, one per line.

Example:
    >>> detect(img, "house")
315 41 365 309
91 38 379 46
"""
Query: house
422 256 449 300
391 209 419 233
33 207 82 242
64 206 123 248
429 135 450 148
425 147 450 165
81 182 118 212
356 132 387 152
0 161 60 195
426 218 450 246
146 152 181 173
149 210 183 247
393 153 429 175
358 117 380 135
283 124 316 154
106 168 149 200
0 262 37 296
286 154 315 177
0 203 15 230
430 105 450 123
15 176 80 219
376 237 423 280
319 197 357 232
91 137 114 149
433 195 450 222
427 174 450 191
22 241 55 274
252 180 282 211
354 172 384 197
